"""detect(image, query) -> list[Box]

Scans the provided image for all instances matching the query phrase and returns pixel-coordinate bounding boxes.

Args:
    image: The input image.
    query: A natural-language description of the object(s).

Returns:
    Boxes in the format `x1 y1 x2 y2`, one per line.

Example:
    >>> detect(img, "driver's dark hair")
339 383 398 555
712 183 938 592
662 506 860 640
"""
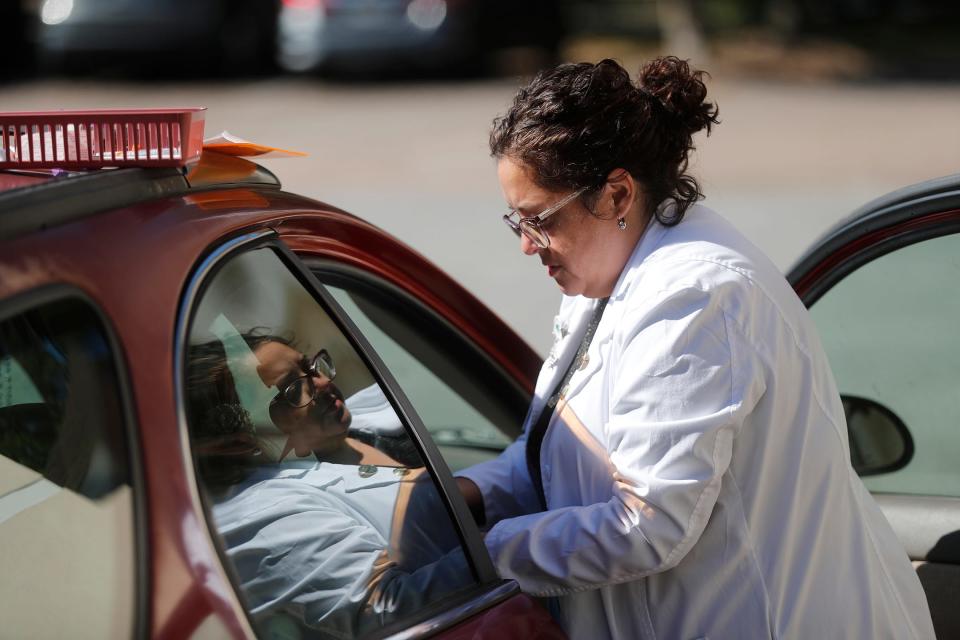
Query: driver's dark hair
185 330 291 487
489 56 719 225
185 330 291 433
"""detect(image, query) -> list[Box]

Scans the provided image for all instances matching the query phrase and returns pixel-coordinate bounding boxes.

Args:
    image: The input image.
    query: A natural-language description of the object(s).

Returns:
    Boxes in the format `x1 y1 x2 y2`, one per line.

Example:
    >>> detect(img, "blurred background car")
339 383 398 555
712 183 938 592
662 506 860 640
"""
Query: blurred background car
12 0 960 81
23 0 279 76
0 3 33 80
19 0 564 78
276 0 564 75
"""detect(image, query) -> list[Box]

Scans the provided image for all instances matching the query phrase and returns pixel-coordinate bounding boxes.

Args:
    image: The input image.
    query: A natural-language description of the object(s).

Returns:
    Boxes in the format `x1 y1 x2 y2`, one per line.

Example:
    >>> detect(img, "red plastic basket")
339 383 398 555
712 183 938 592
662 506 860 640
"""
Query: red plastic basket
0 107 206 170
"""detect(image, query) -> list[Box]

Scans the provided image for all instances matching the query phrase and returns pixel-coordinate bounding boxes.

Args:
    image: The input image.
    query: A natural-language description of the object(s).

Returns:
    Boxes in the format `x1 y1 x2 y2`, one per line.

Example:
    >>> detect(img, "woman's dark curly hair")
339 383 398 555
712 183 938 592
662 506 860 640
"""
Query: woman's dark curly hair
490 56 719 225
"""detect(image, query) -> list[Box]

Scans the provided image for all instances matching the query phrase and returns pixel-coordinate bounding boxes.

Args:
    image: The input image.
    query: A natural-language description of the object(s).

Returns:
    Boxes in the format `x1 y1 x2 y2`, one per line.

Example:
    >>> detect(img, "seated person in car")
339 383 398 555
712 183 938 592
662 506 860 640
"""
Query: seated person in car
186 332 469 637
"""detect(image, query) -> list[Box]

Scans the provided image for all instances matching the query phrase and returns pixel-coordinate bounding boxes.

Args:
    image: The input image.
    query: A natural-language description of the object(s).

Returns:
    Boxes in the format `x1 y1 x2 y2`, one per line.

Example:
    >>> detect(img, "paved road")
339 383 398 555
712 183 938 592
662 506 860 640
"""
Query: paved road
3 76 959 353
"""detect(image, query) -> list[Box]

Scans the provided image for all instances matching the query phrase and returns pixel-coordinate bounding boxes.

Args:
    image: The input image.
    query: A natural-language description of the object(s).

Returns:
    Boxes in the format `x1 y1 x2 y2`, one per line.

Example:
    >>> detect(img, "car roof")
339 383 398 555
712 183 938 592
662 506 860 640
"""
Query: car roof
0 171 59 193
0 153 281 241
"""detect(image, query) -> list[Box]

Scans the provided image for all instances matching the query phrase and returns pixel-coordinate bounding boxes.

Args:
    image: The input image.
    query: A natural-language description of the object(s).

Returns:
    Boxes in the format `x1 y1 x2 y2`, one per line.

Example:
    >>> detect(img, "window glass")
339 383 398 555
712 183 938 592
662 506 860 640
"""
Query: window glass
185 247 474 639
810 232 960 496
325 285 512 472
0 298 135 638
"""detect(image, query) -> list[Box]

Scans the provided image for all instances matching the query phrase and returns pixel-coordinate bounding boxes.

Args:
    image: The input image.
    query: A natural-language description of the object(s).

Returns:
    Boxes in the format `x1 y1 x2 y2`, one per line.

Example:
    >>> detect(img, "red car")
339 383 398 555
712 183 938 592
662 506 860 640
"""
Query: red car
0 109 558 639
0 109 956 638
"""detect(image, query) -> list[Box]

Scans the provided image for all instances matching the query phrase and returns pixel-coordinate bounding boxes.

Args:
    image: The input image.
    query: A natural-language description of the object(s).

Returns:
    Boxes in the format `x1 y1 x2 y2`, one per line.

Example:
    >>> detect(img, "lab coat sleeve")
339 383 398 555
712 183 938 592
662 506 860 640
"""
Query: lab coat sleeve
455 433 543 527
482 283 767 596
456 295 584 527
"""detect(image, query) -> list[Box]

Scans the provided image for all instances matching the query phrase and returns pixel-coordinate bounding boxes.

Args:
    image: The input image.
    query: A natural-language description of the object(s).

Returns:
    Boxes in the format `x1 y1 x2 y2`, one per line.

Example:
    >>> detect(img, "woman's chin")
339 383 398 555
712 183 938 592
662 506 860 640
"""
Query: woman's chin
556 279 582 296
550 270 580 295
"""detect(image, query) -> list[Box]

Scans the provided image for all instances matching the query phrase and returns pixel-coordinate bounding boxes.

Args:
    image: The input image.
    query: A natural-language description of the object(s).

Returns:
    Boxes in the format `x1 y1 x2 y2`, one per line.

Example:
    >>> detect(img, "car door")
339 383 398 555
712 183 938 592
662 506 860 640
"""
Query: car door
0 289 144 638
178 229 562 639
787 175 960 639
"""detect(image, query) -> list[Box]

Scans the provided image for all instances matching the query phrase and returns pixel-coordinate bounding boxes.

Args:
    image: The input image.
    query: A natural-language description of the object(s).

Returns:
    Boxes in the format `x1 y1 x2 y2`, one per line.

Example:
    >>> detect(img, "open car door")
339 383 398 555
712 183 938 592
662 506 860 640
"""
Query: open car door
787 174 960 639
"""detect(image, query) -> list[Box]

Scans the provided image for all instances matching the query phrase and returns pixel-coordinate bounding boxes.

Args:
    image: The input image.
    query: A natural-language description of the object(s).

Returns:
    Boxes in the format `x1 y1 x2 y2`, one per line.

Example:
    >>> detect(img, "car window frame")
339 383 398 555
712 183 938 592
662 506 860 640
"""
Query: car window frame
176 229 514 638
0 283 148 640
276 238 500 582
308 259 533 441
789 197 960 306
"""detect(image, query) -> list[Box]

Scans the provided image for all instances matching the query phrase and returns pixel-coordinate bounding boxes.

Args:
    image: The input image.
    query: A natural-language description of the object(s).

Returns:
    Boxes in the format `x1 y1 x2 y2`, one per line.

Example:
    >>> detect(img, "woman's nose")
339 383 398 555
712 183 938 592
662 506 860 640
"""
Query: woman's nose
519 232 540 256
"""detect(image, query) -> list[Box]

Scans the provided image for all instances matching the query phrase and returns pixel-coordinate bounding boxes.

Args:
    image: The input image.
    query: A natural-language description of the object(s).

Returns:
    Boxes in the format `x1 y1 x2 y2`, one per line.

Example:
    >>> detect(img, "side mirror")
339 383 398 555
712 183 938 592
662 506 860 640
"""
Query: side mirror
842 394 913 477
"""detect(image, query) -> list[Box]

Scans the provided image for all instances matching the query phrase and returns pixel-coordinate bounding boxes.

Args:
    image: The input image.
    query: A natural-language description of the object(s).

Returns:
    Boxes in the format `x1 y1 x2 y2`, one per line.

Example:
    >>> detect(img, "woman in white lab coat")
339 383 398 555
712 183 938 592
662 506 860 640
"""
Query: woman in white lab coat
456 57 934 639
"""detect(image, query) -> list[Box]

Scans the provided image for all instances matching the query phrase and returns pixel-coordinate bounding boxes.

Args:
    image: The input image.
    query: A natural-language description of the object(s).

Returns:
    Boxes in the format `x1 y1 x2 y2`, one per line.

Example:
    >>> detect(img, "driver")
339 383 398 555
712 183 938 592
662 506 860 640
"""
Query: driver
186 333 469 637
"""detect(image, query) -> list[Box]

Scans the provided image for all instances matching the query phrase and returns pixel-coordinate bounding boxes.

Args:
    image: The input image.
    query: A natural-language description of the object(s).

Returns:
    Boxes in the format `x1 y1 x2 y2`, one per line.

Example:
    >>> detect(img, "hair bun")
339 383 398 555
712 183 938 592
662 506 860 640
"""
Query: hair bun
639 56 719 136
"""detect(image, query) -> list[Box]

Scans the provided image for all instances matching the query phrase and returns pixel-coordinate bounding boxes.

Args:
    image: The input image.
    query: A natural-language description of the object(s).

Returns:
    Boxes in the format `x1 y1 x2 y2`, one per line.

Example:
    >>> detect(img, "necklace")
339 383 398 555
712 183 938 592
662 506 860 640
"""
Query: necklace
527 296 609 509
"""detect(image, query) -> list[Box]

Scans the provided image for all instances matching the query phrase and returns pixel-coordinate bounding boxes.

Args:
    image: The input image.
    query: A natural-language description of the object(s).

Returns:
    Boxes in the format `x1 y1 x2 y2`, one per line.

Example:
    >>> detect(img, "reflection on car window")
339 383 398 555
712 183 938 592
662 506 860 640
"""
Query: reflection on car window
0 298 135 638
811 232 960 497
324 283 514 472
185 247 474 638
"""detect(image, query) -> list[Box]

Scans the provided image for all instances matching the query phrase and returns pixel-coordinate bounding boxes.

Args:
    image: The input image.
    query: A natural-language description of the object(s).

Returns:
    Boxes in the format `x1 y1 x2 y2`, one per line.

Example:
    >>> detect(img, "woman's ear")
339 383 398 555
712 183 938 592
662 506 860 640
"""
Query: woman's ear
604 169 636 220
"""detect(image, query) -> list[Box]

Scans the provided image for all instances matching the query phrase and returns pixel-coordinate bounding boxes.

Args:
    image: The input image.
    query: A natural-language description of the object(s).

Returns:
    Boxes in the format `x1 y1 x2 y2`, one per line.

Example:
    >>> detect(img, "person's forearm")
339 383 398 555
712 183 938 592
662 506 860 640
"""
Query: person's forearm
454 438 541 526
455 476 486 526
363 547 472 631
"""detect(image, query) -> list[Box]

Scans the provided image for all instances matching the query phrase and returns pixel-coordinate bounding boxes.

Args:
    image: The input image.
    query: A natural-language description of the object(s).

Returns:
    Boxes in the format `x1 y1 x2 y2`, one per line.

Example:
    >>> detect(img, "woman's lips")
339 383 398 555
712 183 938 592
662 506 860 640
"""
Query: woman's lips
548 265 560 277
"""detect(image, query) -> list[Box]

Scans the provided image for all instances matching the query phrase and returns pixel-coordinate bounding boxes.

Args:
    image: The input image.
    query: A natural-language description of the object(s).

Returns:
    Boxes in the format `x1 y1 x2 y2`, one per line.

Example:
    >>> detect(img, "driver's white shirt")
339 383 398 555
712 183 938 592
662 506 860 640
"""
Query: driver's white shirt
460 205 934 639
213 460 470 637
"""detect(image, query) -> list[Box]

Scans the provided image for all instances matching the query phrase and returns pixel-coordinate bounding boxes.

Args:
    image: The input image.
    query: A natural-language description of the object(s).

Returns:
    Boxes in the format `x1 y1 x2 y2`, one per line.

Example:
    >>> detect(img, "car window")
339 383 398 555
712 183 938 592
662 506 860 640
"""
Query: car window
323 284 514 472
0 297 136 638
308 260 538 475
809 232 960 497
184 247 476 639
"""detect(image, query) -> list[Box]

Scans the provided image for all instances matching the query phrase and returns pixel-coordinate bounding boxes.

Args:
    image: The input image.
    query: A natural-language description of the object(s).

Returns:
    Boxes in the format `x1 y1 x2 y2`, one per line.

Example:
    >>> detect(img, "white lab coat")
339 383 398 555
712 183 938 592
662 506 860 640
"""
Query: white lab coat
460 205 934 640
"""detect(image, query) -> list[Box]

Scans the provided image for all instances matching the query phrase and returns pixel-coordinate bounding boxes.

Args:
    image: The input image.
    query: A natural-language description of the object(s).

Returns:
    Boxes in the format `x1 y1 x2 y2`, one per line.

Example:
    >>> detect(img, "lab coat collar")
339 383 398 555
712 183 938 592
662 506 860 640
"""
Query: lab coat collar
541 295 612 407
527 295 599 429
538 297 595 383
529 203 682 423
608 201 677 303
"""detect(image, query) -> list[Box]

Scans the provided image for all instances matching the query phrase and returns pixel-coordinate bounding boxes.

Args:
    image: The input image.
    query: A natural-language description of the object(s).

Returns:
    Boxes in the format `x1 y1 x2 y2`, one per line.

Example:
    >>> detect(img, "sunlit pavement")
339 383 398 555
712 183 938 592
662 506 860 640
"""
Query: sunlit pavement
3 76 959 354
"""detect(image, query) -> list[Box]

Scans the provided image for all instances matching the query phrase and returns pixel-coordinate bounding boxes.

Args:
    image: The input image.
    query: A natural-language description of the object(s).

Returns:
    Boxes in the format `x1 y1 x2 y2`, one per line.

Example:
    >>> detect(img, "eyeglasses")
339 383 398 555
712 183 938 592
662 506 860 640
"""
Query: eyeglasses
502 186 588 249
271 349 337 409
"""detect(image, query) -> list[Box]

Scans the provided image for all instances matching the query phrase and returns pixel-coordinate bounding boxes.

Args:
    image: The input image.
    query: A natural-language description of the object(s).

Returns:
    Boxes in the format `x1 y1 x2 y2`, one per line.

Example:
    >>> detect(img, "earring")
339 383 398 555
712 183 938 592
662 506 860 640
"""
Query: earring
617 217 627 230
